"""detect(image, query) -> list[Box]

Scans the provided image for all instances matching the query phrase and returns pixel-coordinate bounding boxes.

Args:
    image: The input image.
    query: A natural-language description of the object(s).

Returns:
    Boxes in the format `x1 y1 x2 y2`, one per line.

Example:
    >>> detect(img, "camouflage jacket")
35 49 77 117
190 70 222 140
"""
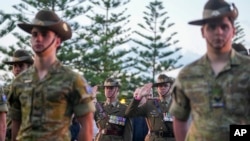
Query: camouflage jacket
0 86 8 112
170 50 250 141
8 60 95 141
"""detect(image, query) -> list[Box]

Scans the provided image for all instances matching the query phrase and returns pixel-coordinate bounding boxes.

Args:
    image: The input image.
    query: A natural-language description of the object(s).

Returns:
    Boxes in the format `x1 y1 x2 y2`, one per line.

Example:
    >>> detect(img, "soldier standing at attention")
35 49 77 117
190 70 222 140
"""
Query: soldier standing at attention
94 78 132 141
125 74 175 141
3 49 34 77
169 0 250 141
3 49 34 141
8 10 95 141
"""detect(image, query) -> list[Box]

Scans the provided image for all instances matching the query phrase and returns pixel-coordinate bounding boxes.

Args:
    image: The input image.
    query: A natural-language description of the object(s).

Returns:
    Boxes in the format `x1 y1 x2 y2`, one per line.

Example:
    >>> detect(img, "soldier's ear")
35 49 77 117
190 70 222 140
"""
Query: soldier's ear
201 26 205 38
232 26 236 36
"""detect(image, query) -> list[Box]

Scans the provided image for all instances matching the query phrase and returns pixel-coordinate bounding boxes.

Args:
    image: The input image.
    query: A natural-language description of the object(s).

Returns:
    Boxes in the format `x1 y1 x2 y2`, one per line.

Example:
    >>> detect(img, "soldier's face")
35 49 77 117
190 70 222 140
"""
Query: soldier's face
157 83 171 96
12 63 30 76
31 27 61 55
104 86 119 98
202 17 235 50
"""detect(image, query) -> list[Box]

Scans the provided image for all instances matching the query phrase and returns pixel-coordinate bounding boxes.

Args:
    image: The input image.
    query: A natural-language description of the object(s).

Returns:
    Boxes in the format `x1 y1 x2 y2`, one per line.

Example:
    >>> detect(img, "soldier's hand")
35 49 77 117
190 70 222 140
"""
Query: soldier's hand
133 87 142 100
92 86 98 102
134 83 153 100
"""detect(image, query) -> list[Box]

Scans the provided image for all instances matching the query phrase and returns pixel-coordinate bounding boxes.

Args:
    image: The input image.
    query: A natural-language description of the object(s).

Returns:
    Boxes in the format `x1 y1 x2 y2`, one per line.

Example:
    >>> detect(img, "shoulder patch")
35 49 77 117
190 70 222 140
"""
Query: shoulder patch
86 85 92 94
0 94 7 103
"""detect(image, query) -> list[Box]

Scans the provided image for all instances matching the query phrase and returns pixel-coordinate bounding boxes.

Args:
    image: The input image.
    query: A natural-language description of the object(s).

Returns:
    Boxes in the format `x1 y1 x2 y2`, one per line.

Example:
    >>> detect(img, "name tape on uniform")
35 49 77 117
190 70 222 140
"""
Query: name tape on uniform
230 125 250 141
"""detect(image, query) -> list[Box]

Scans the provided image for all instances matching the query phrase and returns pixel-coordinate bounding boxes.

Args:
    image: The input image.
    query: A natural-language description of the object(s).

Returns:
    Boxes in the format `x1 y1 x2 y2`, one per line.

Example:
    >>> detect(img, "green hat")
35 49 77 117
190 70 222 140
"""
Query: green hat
17 10 72 41
103 78 120 87
188 0 238 25
153 74 174 87
3 49 34 65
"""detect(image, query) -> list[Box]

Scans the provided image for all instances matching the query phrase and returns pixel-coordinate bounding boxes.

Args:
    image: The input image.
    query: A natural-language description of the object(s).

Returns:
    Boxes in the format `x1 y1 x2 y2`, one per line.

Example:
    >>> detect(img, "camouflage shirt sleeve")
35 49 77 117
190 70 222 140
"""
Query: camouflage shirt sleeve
0 91 8 112
72 74 95 117
8 82 22 121
169 73 191 121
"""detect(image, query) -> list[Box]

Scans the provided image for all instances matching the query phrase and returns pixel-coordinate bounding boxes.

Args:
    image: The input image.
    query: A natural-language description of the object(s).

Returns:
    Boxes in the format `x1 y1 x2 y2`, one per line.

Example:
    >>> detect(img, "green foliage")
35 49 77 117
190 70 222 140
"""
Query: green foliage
78 0 139 99
233 21 245 44
0 0 188 100
0 0 91 83
132 0 182 86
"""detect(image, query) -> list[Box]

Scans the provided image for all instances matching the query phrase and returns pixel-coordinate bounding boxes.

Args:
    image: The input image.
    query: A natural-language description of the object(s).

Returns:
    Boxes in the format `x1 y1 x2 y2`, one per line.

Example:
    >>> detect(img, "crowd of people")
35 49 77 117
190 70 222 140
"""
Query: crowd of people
1 0 250 141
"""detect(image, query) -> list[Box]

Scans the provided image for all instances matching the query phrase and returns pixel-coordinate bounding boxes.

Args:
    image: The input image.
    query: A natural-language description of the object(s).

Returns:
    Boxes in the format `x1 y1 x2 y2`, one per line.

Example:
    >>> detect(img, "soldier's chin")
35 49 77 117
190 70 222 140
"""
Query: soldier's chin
107 95 115 98
160 93 167 96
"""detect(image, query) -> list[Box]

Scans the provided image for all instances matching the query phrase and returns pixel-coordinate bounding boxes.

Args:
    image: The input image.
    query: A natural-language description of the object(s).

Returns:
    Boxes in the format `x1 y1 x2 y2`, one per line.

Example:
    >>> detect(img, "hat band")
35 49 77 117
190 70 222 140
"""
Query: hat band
12 56 32 62
32 18 61 26
203 3 237 19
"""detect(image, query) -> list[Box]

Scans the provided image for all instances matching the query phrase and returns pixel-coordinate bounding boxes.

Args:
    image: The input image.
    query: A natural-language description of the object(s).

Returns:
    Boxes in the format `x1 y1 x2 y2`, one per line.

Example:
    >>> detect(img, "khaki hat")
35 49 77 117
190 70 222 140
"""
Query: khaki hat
153 74 173 87
188 0 238 25
103 78 120 87
3 49 34 65
17 10 72 41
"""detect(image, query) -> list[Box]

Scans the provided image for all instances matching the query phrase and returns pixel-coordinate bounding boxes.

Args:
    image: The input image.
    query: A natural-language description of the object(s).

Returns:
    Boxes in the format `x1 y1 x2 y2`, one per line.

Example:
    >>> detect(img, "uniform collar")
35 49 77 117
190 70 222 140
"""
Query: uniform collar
199 49 241 67
197 49 241 76
160 96 171 104
105 100 118 107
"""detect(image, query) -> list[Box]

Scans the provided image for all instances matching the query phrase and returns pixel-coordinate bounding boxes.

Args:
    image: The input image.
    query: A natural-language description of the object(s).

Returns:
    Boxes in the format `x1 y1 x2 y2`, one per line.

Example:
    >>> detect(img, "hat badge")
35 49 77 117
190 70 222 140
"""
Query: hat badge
211 10 220 17
63 23 68 32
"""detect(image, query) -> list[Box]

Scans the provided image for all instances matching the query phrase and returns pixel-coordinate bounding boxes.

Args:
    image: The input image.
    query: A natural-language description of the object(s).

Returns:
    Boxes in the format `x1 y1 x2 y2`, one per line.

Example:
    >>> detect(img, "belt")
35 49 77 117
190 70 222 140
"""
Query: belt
100 129 123 136
150 130 173 137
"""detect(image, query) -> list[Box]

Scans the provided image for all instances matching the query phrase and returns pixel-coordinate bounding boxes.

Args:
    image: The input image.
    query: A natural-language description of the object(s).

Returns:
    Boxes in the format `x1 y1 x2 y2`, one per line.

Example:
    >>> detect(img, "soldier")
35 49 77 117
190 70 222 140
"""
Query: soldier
169 0 250 141
93 78 133 141
8 10 95 141
3 49 34 77
125 74 175 141
0 92 8 141
3 49 34 141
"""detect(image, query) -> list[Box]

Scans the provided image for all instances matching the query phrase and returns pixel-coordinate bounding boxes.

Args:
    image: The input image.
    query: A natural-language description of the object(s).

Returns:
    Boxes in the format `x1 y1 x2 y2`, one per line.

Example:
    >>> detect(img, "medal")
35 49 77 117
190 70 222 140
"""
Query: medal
108 115 126 126
163 113 167 121
167 112 173 121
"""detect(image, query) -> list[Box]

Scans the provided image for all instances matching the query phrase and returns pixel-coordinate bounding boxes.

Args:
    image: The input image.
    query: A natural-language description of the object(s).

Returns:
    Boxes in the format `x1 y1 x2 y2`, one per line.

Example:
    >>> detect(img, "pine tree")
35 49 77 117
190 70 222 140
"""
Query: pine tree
0 0 91 82
132 0 182 84
233 21 246 44
0 0 91 68
79 0 137 100
0 0 136 100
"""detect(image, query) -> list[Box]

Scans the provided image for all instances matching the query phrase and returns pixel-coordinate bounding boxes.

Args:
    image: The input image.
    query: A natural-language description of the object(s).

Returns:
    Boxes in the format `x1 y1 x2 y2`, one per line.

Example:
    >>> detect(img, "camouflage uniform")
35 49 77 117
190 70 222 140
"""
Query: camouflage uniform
94 101 133 141
2 86 11 141
0 87 8 141
0 89 8 112
8 61 95 141
3 49 34 141
125 97 175 141
169 50 250 141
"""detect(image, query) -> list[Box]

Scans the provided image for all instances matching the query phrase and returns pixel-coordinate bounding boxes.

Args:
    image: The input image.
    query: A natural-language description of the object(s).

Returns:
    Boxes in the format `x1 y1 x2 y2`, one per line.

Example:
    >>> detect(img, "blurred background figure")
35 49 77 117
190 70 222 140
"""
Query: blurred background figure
3 49 34 77
2 49 33 141
94 78 133 141
70 116 81 141
126 74 175 141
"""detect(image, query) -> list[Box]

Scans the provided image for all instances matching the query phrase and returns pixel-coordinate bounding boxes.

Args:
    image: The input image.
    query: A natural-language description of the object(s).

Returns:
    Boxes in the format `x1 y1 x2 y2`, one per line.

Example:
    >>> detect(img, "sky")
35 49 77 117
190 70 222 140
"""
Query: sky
128 0 250 77
0 0 249 78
